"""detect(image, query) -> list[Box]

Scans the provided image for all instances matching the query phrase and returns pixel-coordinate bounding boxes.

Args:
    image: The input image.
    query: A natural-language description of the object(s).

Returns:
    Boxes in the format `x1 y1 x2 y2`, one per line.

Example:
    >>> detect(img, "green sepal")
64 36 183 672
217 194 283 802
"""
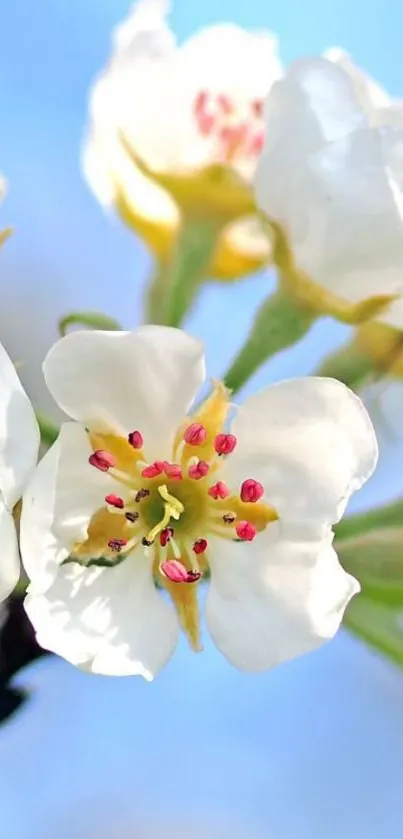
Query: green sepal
222 288 315 395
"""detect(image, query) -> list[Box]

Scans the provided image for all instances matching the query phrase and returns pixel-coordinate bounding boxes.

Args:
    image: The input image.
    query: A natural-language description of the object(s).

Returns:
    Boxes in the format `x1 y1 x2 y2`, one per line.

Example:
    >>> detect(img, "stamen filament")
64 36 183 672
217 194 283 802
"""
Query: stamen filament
170 537 182 560
109 468 138 489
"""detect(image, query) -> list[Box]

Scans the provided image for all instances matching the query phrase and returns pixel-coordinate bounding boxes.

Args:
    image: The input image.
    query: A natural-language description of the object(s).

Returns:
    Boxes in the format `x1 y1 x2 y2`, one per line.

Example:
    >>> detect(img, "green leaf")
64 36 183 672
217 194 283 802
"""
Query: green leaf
335 499 403 541
58 311 122 337
336 528 403 605
222 288 315 394
345 595 403 667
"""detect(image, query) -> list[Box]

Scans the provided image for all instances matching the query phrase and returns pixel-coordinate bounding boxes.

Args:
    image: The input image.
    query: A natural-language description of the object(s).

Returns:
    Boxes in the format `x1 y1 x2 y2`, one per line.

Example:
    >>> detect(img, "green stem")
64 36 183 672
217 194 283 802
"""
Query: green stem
335 498 403 541
59 311 121 337
164 218 221 327
37 413 59 446
145 264 171 325
223 289 315 395
315 340 373 389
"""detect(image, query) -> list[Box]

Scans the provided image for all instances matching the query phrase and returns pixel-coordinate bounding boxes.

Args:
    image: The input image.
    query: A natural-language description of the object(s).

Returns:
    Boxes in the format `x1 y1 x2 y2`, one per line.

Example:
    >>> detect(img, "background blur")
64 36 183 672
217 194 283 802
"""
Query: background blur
0 1 403 837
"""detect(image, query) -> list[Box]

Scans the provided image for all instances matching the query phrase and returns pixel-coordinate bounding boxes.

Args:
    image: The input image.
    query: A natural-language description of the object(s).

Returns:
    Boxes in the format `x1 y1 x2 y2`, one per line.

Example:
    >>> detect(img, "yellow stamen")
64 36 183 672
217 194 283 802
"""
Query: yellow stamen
144 485 184 544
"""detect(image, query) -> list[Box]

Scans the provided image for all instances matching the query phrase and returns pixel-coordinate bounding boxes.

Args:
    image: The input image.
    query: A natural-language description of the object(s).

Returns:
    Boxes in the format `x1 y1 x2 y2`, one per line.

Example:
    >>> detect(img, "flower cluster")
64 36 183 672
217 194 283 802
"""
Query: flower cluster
6 0 403 680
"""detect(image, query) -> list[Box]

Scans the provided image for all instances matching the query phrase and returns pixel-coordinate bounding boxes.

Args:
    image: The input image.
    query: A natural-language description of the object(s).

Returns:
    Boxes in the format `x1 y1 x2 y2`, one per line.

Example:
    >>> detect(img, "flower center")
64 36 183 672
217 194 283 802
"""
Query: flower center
193 90 264 164
69 383 278 651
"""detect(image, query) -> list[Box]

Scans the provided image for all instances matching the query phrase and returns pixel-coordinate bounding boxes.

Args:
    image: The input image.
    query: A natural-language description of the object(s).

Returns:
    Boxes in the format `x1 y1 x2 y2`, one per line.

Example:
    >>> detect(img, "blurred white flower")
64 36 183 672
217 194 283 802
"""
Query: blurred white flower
0 175 6 201
83 0 283 280
0 342 39 602
21 326 377 678
255 52 403 324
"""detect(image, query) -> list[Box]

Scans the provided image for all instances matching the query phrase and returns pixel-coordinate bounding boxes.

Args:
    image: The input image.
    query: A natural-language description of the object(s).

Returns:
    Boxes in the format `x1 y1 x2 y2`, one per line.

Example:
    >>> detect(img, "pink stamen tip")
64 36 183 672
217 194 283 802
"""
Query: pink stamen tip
108 538 128 552
184 423 207 446
214 433 237 455
89 450 115 472
208 481 229 500
188 460 210 480
240 479 264 503
194 90 208 116
141 461 165 479
163 461 183 480
217 93 233 114
249 131 265 156
235 521 257 542
251 98 264 118
160 527 174 548
199 112 216 136
105 494 124 509
193 538 208 555
161 559 201 584
128 430 143 449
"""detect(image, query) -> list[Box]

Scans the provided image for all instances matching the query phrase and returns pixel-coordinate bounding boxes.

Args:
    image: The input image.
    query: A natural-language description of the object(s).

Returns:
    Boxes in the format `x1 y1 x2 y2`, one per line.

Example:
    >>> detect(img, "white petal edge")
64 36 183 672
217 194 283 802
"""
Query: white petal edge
0 503 20 602
225 377 378 526
0 341 39 508
206 524 359 672
20 423 121 594
43 327 206 461
24 553 179 679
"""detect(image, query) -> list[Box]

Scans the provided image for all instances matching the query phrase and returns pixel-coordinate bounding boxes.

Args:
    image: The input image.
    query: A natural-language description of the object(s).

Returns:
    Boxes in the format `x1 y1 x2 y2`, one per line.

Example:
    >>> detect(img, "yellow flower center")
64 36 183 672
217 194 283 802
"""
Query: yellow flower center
69 383 278 650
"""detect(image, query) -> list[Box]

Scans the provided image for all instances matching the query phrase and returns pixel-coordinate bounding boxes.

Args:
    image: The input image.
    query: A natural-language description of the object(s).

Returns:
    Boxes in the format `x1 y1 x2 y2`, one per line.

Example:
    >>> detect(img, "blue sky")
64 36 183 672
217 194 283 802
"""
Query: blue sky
1 2 403 837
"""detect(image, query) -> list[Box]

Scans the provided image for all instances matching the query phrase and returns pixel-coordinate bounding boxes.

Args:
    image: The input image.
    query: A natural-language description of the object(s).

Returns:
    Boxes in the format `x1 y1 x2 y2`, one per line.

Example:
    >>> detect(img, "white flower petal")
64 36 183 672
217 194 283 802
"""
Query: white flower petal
113 0 174 55
325 48 391 111
43 327 206 460
375 291 403 329
225 377 377 526
20 423 115 592
25 554 179 679
178 23 282 100
206 524 358 672
224 216 271 261
0 341 39 508
83 118 178 225
0 502 20 602
255 56 403 304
